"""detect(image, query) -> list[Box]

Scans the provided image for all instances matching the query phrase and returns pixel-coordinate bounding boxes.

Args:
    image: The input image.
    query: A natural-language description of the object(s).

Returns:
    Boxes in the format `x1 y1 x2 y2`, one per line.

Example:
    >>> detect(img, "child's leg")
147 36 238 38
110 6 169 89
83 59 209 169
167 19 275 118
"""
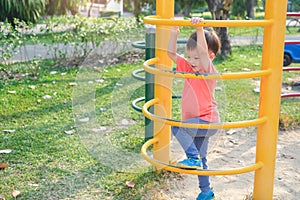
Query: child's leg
172 125 199 159
195 137 210 193
171 118 212 159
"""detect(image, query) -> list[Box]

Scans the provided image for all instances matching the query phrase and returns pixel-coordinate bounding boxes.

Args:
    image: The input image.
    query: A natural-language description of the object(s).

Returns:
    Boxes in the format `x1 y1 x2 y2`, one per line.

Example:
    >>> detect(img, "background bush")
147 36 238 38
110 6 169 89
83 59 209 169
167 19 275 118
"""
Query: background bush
0 0 46 24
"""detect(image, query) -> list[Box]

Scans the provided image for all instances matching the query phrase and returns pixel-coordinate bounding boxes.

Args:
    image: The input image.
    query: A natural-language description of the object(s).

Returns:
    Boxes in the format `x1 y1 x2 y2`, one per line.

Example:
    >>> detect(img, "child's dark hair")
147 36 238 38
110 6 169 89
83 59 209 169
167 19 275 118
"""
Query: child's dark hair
186 29 221 55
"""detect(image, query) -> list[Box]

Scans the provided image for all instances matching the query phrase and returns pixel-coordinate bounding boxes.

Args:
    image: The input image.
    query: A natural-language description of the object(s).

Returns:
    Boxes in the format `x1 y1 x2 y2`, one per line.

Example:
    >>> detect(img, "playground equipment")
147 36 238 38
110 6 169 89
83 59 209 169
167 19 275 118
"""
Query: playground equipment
140 0 288 199
131 31 186 140
131 26 156 140
281 52 300 98
281 12 300 98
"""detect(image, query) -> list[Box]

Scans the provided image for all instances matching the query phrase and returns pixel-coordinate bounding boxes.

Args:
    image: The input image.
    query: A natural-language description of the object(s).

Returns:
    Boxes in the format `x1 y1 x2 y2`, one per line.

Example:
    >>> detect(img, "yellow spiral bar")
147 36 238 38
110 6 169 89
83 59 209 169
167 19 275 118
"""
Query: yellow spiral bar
144 15 273 27
143 57 272 80
142 98 267 129
141 138 264 176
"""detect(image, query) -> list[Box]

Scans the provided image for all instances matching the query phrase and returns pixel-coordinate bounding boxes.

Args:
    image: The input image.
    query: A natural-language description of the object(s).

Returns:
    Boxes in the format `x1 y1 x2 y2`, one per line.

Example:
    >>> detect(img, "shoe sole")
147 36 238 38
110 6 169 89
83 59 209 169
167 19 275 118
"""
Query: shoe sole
176 163 203 170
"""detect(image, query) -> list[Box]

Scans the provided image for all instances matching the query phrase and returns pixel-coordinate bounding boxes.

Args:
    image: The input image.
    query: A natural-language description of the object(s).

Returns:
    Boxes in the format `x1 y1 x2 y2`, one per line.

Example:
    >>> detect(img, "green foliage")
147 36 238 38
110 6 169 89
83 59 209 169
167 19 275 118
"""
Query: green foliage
123 0 155 21
0 19 28 64
0 0 46 24
177 0 206 15
289 0 300 12
231 0 246 18
0 16 144 65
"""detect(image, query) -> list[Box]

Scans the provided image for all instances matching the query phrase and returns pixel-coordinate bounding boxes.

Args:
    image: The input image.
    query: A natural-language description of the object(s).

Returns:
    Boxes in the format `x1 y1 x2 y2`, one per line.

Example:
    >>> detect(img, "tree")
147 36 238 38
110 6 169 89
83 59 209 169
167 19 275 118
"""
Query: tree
0 0 46 24
232 0 246 19
176 0 206 17
88 0 94 17
123 0 155 22
181 0 194 17
246 0 255 19
45 0 84 16
206 0 233 57
290 0 300 11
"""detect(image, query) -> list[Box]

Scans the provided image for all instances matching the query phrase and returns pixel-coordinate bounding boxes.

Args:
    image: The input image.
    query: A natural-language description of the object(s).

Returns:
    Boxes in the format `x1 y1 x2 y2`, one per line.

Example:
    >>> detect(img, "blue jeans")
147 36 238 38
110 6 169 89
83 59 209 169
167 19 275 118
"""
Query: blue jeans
171 118 218 193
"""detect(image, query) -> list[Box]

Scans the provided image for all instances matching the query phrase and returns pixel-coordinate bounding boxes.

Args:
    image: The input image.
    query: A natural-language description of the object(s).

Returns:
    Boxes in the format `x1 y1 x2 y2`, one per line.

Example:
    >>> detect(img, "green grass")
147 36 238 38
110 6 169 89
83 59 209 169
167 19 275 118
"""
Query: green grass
0 59 166 199
0 45 299 199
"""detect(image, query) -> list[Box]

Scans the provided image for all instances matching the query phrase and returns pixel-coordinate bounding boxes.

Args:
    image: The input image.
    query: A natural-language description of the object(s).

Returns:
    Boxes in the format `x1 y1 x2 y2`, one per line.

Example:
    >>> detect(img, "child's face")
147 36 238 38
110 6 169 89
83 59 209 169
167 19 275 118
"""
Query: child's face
186 48 201 71
186 48 215 71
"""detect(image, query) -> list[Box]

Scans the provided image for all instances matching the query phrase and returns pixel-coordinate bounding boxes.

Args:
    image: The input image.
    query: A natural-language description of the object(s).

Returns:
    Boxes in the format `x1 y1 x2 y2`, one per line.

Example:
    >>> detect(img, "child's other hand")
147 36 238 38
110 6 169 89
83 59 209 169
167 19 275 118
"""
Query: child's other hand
190 17 204 24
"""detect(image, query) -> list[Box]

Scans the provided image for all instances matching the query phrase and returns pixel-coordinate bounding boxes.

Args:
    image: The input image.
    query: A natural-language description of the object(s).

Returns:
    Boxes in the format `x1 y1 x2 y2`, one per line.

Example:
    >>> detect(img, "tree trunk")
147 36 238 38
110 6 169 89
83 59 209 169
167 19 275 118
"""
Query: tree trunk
62 0 67 15
88 0 94 17
183 0 192 17
133 0 142 22
205 0 233 57
246 0 255 19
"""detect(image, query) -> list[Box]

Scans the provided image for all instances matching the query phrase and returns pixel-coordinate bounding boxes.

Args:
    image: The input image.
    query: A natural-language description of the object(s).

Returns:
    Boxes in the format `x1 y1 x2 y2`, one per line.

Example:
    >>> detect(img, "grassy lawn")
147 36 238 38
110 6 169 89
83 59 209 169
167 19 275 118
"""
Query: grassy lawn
1 41 299 199
0 58 168 199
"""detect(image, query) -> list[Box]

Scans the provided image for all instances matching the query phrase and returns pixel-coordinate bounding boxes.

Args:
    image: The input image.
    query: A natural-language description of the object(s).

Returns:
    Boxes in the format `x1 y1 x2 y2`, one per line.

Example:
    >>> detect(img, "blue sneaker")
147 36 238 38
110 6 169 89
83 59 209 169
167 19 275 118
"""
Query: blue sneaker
196 189 215 200
177 157 202 169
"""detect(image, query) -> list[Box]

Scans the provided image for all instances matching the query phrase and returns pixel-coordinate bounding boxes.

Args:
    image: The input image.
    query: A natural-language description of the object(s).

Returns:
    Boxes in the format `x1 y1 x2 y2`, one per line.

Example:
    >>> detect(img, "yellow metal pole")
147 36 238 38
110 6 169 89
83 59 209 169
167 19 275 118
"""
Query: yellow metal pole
152 0 174 166
253 0 287 199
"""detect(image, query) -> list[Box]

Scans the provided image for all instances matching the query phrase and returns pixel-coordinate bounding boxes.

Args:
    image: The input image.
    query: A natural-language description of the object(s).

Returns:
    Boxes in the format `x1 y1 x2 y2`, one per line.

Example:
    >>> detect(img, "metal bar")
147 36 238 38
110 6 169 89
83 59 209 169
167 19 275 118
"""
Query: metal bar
144 16 273 27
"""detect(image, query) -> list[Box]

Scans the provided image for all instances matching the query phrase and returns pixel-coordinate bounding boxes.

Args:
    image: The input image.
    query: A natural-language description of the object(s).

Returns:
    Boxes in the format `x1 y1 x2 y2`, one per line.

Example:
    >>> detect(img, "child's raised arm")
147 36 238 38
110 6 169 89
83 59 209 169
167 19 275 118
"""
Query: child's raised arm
191 18 211 72
167 26 180 63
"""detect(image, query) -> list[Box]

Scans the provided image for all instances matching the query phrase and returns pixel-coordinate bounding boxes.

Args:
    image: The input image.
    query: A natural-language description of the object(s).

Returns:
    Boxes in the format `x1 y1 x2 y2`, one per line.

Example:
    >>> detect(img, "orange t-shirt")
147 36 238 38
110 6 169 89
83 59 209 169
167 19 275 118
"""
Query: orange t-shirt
176 55 219 122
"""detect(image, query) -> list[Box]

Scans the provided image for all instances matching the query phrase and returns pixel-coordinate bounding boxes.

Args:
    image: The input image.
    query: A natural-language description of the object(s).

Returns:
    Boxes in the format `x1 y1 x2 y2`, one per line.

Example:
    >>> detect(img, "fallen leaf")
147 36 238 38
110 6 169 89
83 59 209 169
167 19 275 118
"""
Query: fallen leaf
251 105 259 110
12 190 20 198
95 79 104 83
94 66 102 72
215 86 223 91
43 95 52 99
28 85 36 89
61 72 67 76
0 149 12 154
28 183 39 187
50 71 57 75
226 129 237 135
126 181 135 188
69 82 77 86
229 139 239 145
64 130 75 135
121 119 129 125
240 54 247 59
2 130 15 133
241 67 251 71
7 91 16 94
253 87 260 93
0 163 8 169
78 117 89 123
281 153 295 159
91 127 107 132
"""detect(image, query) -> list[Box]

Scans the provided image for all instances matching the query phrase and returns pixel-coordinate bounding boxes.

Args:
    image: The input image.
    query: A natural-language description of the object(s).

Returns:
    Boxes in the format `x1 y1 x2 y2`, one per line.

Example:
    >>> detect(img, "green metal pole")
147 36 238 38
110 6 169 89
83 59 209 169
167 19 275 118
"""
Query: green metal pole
144 25 155 141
